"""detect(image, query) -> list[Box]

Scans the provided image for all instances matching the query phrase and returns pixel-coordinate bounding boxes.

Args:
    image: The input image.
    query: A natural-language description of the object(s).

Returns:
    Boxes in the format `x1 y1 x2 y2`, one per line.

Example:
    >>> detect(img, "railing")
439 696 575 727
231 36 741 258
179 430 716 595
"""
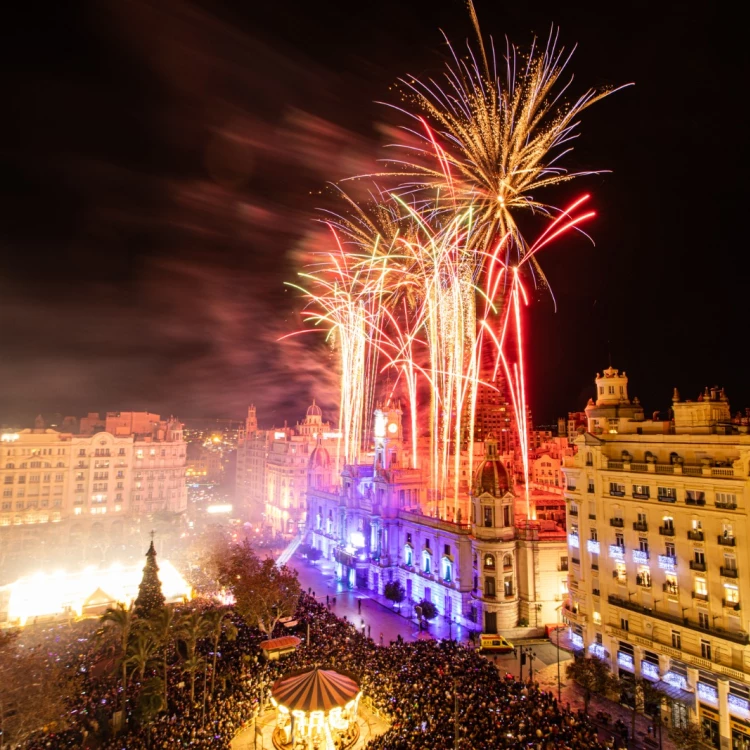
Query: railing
687 530 704 542
721 567 739 578
716 501 738 510
636 576 652 588
592 588 600 596
686 497 706 506
655 465 675 474
569 508 579 516
659 526 675 536
631 462 649 472
692 591 709 601
610 490 626 497
690 561 707 572
663 583 679 595
723 599 741 611
592 563 599 571
588 514 597 520
607 594 750 645
633 522 648 532
610 518 624 528
718 535 736 546
607 460 624 470
683 466 703 476
633 493 650 500
571 557 580 565
658 494 677 503
712 467 735 477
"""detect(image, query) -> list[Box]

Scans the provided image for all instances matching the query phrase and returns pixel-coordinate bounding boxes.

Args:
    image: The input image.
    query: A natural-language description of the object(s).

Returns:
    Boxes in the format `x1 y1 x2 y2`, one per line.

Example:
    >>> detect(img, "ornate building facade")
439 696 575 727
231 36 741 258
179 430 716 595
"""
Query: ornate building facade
307 401 568 634
562 367 750 747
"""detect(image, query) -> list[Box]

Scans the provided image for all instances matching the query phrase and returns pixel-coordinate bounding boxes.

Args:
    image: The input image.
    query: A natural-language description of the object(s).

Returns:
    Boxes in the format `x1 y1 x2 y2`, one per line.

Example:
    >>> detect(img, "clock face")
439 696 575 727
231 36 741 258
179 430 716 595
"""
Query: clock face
387 422 398 434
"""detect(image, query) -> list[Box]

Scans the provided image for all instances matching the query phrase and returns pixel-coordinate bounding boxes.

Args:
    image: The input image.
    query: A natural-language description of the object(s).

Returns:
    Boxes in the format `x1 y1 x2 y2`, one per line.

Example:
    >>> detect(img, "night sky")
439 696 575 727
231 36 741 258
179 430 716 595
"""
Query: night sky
0 0 744 428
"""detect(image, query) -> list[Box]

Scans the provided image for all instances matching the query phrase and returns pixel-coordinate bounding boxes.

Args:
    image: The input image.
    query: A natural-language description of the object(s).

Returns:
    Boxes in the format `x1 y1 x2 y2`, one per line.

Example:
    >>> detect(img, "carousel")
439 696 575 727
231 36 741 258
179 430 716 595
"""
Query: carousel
270 667 362 750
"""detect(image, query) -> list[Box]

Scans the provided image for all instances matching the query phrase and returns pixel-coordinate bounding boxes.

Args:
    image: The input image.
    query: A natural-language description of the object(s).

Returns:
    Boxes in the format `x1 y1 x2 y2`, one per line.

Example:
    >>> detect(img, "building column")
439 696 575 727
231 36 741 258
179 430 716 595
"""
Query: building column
718 678 730 750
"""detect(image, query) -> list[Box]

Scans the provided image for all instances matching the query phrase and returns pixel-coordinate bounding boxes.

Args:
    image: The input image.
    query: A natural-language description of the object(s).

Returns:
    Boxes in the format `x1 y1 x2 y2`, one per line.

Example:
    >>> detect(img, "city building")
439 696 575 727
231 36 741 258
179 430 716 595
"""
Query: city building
236 406 269 522
562 367 750 747
558 411 587 442
0 413 187 581
307 401 568 635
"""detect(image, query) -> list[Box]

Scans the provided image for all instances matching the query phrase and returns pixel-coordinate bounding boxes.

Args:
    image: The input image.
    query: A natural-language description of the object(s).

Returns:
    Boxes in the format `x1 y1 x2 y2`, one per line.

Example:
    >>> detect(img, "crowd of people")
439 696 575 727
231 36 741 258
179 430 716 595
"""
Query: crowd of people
13 592 615 750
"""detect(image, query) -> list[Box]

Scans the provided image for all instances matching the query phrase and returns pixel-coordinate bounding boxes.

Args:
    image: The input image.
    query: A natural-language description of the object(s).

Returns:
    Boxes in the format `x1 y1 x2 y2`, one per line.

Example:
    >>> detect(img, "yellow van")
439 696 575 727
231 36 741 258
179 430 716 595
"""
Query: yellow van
479 634 514 654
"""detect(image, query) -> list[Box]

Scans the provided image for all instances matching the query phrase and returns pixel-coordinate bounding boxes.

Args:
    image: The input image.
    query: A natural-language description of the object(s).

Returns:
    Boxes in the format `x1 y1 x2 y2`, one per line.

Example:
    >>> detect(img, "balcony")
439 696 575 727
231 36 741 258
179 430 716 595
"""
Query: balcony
721 567 739 579
689 560 707 572
687 530 704 542
723 599 741 611
716 500 738 510
587 486 595 494
588 513 597 520
718 535 736 546
633 521 649 532
658 494 677 503
610 518 624 528
663 583 679 595
592 588 601 597
571 557 580 566
607 594 750 645
569 508 579 517
659 526 676 536
692 591 709 601
592 563 599 571
686 497 706 507
633 493 650 500
610 490 626 498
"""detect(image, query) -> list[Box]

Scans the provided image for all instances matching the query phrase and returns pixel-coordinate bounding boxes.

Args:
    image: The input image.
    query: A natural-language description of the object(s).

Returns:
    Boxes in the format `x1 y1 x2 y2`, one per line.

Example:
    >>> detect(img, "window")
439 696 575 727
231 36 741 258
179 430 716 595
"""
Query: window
504 577 513 597
695 550 706 565
724 554 737 571
590 528 598 541
686 490 705 503
484 554 496 570
610 482 625 496
666 542 676 557
483 507 493 527
444 544 450 556
695 578 708 596
484 577 495 597
725 584 739 604
658 487 676 499
633 484 650 498
701 639 711 659
662 516 674 531
716 492 737 507
620 617 629 631
559 556 568 571
639 538 649 553
672 630 681 649
588 480 595 493
615 532 624 547
503 505 511 526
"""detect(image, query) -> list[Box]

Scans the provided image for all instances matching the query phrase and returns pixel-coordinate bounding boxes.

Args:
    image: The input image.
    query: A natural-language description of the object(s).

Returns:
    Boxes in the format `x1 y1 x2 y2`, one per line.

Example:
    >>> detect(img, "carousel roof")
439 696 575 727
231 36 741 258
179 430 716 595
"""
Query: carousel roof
271 667 359 713
259 636 301 652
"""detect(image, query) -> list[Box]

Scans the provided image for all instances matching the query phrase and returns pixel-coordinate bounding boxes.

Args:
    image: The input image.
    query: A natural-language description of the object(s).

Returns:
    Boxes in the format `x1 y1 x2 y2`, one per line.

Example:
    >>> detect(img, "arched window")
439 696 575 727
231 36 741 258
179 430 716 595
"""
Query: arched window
404 544 413 566
422 549 432 574
484 554 495 570
442 557 452 583
503 554 513 571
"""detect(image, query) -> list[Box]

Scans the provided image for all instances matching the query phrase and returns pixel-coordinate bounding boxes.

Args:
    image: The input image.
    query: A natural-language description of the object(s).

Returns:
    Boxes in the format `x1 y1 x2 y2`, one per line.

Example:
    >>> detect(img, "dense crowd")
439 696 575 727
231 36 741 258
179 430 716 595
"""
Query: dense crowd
13 593 613 750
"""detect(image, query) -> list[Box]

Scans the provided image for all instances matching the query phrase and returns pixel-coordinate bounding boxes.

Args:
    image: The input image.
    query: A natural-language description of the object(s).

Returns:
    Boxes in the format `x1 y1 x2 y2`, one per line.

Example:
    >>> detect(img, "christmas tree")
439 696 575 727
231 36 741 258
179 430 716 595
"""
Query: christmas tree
134 536 165 619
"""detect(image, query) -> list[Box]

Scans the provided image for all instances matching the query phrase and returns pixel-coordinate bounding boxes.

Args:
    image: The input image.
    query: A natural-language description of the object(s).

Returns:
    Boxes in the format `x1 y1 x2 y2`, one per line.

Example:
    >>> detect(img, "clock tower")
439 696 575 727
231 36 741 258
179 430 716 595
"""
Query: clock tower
373 400 403 472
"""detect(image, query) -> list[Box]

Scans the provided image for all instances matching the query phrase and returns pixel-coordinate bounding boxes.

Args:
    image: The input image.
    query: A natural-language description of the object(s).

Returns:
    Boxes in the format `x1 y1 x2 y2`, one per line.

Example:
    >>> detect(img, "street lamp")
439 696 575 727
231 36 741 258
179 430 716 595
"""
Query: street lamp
555 602 565 703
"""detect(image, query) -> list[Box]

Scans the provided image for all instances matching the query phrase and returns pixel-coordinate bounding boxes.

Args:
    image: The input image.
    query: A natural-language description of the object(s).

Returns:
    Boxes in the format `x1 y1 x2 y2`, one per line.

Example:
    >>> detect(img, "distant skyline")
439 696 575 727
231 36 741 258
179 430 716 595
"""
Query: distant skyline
0 0 744 427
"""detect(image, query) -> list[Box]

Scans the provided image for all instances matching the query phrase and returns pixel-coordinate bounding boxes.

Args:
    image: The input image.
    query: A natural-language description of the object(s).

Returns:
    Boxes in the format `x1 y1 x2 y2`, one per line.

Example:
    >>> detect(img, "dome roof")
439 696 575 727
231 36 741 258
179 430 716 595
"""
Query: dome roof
309 443 330 470
474 456 511 496
306 400 322 418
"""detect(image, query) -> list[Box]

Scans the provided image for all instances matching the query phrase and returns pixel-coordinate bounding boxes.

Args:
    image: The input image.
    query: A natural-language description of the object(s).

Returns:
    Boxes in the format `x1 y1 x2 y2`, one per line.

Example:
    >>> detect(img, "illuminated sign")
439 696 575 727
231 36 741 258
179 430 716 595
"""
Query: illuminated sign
632 550 650 565
206 504 233 514
609 545 625 560
570 632 584 649
697 683 718 704
274 431 287 440
658 555 677 572
617 652 634 671
728 694 750 715
664 672 688 691
589 644 607 660
1 433 19 442
641 662 660 681
568 534 580 549
587 540 600 554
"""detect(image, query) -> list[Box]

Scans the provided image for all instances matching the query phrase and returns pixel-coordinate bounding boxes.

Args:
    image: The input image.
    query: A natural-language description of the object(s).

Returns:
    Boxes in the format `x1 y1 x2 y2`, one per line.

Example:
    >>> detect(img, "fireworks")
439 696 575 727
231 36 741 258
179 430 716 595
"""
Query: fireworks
284 7 624 519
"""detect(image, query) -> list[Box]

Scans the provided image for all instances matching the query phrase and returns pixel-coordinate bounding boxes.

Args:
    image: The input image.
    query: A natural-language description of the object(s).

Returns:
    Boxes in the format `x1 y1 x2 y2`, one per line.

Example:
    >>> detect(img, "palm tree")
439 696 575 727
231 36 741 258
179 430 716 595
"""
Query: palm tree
148 606 176 712
181 654 205 703
177 611 210 704
99 603 136 721
126 631 159 683
203 609 238 698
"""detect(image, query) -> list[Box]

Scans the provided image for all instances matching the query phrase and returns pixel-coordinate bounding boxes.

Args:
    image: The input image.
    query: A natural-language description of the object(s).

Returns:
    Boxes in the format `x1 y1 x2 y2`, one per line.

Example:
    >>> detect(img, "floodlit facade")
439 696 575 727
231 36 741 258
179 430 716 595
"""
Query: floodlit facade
0 414 187 575
307 402 569 634
562 367 750 747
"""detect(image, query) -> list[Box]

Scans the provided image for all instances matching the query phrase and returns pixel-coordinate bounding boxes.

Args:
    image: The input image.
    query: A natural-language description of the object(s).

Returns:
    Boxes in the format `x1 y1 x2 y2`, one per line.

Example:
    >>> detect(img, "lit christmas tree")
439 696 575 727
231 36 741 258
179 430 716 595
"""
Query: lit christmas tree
134 535 165 618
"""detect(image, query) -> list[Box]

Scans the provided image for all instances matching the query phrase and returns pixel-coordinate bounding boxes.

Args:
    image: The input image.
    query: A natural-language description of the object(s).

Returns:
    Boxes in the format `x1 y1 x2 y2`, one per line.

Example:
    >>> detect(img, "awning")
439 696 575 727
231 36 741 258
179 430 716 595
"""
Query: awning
260 636 301 652
655 680 695 705
272 668 360 713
